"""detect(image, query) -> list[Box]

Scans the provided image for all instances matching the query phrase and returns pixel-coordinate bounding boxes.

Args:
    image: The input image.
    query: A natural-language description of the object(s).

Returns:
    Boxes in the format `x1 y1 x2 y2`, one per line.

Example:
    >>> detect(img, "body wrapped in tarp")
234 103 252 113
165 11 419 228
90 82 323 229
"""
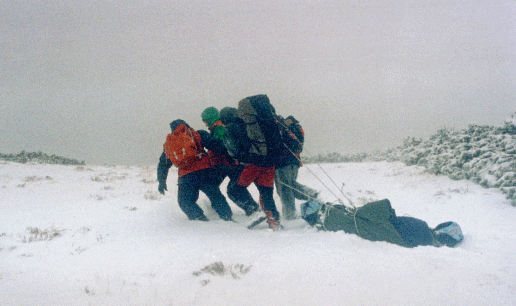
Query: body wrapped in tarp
303 198 464 248
318 199 411 247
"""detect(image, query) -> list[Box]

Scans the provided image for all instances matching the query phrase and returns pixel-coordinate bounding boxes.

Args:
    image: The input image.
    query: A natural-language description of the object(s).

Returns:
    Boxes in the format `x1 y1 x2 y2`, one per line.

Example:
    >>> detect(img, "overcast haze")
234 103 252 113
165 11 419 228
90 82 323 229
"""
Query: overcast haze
1 1 515 166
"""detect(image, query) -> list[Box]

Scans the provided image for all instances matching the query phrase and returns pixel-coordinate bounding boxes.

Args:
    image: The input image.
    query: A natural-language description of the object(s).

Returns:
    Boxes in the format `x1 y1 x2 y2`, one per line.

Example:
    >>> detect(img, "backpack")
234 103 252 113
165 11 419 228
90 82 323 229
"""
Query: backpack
223 120 252 162
432 221 464 247
285 116 304 142
164 124 204 167
237 95 283 167
220 107 252 163
280 115 304 155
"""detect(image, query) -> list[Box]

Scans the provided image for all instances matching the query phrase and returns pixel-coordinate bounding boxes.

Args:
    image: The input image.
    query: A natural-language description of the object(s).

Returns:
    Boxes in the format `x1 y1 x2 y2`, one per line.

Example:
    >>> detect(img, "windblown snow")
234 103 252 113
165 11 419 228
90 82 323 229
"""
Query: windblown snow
1 160 515 305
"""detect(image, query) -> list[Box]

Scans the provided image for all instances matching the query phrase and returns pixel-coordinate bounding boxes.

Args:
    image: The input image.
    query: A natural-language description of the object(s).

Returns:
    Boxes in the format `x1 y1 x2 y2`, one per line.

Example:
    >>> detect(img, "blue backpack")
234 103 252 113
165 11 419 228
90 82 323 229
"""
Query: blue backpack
433 221 464 247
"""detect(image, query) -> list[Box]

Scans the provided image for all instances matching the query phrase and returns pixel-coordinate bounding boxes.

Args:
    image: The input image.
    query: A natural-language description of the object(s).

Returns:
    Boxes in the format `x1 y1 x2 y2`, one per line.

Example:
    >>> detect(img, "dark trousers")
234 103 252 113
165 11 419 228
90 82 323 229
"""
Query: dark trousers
226 165 259 215
389 216 435 248
212 164 259 215
177 168 232 221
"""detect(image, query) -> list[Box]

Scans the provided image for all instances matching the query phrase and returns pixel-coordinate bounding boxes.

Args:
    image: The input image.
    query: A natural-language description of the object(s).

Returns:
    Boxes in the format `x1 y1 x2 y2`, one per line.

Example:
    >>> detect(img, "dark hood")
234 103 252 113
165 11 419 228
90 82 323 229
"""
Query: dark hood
169 119 190 132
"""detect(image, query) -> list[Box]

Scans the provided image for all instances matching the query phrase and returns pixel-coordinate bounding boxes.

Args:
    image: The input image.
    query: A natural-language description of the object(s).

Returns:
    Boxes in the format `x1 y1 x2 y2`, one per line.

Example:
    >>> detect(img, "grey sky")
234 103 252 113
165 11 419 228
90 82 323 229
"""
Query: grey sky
1 1 515 166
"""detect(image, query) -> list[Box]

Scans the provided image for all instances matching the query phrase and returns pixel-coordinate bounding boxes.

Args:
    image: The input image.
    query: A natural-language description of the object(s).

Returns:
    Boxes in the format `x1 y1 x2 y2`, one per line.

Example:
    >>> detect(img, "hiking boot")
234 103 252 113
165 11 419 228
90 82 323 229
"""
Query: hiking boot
265 211 281 231
282 207 297 220
284 212 297 221
268 219 282 231
220 214 234 222
310 191 321 201
193 215 209 221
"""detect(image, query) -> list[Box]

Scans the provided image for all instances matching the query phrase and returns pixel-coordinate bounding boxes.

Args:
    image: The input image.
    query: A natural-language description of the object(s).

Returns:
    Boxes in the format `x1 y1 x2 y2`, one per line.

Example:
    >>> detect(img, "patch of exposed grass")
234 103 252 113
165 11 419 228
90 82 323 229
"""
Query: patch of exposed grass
144 190 159 200
193 262 252 280
21 226 65 243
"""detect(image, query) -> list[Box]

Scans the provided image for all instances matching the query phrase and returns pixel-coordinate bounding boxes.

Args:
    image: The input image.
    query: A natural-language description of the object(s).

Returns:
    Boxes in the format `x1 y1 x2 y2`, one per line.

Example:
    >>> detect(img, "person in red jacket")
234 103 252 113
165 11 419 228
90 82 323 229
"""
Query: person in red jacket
220 106 281 231
157 119 233 221
236 163 281 230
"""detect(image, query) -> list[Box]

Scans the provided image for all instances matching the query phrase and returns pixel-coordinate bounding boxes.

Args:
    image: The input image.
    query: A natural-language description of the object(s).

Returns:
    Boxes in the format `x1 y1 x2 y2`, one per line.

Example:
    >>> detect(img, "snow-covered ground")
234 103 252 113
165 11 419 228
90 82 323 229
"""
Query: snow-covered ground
1 160 515 305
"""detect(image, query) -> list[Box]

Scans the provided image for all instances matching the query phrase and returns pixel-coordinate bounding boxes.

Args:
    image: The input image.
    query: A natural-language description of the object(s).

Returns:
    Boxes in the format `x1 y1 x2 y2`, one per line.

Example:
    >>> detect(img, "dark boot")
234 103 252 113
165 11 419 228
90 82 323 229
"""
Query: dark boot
244 201 260 216
192 214 209 221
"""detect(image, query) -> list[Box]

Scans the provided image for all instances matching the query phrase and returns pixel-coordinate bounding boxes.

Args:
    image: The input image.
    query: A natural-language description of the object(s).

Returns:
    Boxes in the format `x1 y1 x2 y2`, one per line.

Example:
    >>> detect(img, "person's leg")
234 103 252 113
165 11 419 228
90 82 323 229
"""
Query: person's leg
226 165 259 215
256 184 281 229
177 179 208 221
275 165 296 220
237 164 260 186
199 168 233 221
291 164 319 200
228 164 262 216
256 184 279 220
227 181 260 216
200 183 233 221
255 166 281 229
212 165 227 187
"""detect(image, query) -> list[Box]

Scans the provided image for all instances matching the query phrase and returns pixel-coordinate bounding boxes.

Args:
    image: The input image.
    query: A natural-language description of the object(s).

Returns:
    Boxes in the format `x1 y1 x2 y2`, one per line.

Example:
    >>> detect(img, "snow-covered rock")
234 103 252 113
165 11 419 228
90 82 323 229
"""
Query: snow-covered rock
303 113 516 206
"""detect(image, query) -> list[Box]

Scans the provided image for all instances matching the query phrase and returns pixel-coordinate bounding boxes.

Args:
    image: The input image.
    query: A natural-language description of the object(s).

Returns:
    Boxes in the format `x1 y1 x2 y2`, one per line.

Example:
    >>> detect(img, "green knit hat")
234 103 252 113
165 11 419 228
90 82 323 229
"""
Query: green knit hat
201 107 220 126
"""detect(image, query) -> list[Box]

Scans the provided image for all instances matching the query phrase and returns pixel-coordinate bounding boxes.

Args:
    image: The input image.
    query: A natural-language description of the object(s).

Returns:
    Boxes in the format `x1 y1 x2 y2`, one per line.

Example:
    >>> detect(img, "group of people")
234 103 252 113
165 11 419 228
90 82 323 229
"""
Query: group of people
155 102 465 246
157 104 318 231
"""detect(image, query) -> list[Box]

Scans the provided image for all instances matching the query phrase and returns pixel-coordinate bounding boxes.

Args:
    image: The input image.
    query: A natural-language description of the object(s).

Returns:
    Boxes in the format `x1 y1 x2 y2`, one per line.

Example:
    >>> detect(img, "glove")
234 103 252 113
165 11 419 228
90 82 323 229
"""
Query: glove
158 181 167 195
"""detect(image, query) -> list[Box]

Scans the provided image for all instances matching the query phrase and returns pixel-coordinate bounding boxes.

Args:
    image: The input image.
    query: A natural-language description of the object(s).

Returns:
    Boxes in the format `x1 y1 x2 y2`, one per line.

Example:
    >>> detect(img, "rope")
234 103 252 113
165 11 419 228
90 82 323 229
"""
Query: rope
430 229 442 247
276 120 352 198
352 208 360 236
280 140 355 210
277 120 364 234
276 177 318 201
276 116 361 233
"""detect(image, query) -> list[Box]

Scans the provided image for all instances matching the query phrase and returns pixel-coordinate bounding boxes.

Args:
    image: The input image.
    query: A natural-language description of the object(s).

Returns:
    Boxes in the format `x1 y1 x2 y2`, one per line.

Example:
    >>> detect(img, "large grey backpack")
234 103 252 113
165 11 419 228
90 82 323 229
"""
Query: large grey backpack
237 94 282 167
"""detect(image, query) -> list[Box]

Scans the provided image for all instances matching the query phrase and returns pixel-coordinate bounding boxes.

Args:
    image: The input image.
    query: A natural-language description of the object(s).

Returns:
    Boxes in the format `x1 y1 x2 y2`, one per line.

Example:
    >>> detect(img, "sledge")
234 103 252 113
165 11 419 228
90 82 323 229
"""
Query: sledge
247 216 267 229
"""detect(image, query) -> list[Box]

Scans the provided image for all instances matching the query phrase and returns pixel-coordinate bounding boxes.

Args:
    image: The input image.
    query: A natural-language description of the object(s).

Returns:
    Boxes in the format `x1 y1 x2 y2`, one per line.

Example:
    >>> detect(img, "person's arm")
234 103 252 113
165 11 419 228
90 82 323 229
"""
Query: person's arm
198 129 228 155
157 150 172 194
212 125 225 141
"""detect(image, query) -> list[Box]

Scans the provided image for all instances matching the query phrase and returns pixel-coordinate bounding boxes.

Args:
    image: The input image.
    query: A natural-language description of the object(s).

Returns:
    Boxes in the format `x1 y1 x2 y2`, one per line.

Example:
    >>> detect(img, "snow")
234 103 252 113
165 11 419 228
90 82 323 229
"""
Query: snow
1 160 516 305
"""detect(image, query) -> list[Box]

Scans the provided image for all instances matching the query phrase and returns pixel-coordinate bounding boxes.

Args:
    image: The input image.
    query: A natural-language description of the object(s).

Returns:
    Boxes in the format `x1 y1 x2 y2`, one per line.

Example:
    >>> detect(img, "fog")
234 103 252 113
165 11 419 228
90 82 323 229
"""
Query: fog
1 0 515 166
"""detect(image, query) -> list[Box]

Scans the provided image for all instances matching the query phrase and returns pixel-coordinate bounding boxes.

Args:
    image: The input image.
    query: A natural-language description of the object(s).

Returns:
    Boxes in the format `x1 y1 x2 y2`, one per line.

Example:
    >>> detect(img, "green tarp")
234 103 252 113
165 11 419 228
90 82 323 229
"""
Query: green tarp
319 199 409 247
